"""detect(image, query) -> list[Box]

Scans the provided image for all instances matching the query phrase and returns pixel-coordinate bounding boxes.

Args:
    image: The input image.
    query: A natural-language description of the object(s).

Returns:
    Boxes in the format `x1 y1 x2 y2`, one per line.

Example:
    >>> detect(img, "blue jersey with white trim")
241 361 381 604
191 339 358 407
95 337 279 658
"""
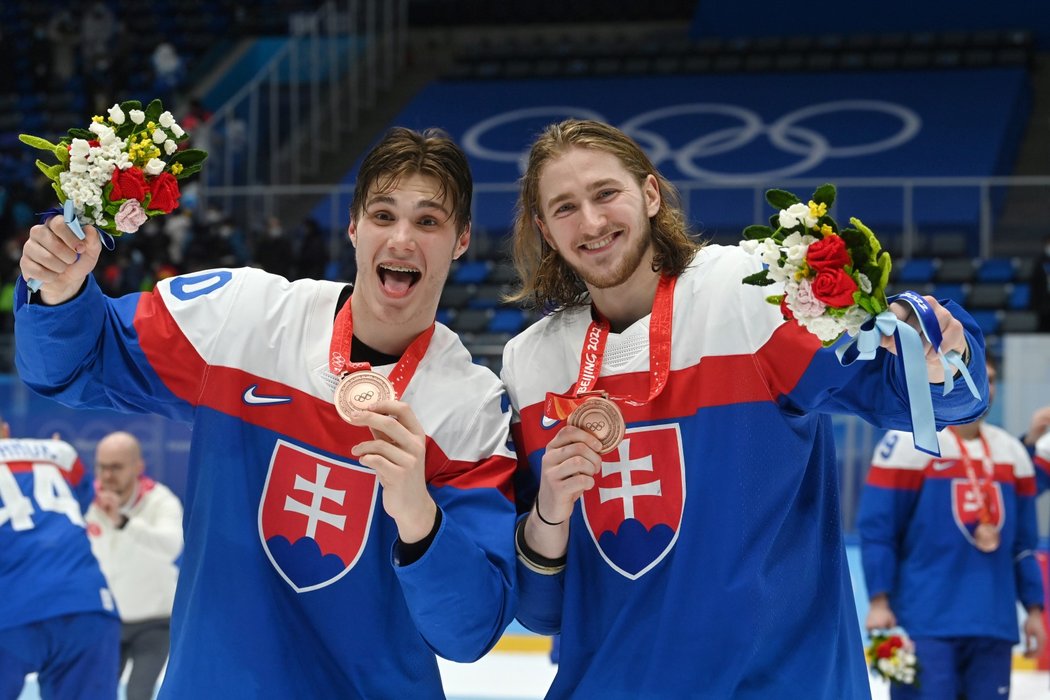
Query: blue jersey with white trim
15 268 516 699
0 438 117 630
502 245 988 700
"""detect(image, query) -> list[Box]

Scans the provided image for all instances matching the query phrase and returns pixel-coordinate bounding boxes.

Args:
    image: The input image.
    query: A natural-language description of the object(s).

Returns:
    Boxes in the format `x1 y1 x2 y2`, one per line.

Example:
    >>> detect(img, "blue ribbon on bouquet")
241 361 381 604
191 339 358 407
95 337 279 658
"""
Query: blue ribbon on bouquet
27 199 115 293
835 290 980 456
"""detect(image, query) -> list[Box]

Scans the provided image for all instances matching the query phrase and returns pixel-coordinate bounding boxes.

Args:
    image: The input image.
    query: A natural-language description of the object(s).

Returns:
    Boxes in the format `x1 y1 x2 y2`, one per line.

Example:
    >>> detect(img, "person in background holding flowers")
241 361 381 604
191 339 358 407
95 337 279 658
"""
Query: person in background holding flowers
858 356 1046 700
14 127 518 697
501 119 988 699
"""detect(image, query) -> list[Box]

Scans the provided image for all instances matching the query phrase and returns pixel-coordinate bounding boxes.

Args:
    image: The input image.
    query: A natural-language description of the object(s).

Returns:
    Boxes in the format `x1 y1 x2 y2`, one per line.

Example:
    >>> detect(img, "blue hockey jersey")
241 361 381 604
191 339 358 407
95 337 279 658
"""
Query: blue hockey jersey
0 438 117 630
859 424 1043 642
15 268 517 699
501 245 988 700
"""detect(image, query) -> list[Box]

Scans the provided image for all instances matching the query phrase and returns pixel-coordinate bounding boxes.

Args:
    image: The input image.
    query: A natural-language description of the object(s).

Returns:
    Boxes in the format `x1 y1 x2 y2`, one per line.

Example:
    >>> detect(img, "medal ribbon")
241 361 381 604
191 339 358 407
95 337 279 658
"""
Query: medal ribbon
544 274 676 421
328 296 435 399
949 426 995 526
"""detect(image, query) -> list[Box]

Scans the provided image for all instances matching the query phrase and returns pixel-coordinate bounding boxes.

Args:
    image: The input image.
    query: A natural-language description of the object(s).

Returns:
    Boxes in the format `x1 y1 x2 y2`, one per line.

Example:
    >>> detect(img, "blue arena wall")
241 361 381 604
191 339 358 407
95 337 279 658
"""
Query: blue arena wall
314 68 1029 244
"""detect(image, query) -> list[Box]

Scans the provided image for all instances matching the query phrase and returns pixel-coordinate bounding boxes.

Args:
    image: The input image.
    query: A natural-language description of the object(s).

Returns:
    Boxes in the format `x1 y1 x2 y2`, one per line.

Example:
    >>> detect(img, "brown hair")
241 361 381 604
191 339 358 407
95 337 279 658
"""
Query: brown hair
350 127 472 234
507 119 700 310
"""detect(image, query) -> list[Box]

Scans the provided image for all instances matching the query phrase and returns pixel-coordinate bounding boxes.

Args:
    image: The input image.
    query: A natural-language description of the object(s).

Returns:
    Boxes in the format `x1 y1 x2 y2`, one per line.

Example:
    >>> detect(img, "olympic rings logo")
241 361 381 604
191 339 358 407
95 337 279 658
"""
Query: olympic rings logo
461 101 921 181
585 421 606 432
354 391 375 402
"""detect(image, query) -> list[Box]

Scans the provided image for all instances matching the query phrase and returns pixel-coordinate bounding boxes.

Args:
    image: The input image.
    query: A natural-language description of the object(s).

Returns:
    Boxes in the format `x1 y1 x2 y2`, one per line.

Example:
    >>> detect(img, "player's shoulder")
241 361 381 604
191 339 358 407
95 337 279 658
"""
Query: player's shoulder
870 430 929 469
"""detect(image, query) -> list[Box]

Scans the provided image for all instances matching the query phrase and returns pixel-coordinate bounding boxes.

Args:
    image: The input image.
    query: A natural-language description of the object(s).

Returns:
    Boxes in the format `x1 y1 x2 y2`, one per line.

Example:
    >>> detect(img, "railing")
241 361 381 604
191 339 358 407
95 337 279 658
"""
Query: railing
198 0 408 228
200 175 1050 261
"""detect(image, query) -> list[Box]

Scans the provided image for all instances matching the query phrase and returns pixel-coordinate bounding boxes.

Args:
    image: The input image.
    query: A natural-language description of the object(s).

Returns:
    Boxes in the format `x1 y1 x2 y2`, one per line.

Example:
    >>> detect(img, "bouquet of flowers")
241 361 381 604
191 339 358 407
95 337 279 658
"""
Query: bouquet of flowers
865 629 919 686
739 184 892 345
19 98 207 237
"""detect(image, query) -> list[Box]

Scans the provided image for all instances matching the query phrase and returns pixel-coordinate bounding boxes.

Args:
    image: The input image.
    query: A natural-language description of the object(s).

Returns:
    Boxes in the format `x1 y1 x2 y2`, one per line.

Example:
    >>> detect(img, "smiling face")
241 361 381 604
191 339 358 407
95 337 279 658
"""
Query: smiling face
348 172 469 351
535 147 660 293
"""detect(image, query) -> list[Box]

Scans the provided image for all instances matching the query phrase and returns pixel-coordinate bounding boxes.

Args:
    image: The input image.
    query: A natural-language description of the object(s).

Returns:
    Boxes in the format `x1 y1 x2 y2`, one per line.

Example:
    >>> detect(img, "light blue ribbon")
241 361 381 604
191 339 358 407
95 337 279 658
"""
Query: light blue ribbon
26 200 113 293
835 291 980 456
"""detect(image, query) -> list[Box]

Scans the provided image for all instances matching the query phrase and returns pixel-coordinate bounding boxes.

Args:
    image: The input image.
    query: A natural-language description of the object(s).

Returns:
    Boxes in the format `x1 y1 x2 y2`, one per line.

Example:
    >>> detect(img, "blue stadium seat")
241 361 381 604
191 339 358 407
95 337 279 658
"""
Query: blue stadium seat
451 260 492 284
1008 284 1030 310
487 308 526 335
931 283 967 305
895 258 937 284
436 308 454 326
975 257 1016 283
968 310 1001 336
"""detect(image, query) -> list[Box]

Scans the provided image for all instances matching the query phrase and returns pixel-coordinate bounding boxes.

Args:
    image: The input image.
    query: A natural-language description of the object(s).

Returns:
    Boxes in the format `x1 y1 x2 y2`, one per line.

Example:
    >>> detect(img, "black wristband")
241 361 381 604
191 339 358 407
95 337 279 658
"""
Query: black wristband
395 508 442 566
534 493 565 526
515 517 567 573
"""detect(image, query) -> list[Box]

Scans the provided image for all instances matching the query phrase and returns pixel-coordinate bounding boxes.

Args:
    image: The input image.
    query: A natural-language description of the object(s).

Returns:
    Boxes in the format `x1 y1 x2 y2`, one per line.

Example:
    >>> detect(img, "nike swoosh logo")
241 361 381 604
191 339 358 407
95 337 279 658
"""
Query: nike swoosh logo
932 460 957 471
541 415 560 429
243 385 292 406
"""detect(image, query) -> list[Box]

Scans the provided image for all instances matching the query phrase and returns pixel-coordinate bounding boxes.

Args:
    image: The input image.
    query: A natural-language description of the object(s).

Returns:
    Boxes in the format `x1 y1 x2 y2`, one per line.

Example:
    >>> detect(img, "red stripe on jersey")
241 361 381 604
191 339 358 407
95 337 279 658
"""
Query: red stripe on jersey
1017 475 1037 498
430 455 516 502
1036 456 1050 479
753 322 823 399
514 324 818 453
6 460 33 474
133 290 209 404
6 457 85 486
866 465 925 490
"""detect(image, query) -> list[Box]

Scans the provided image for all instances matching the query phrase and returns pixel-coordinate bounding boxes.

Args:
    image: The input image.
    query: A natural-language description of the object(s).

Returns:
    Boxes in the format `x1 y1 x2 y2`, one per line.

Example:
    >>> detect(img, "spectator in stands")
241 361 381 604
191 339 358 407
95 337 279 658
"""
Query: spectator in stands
859 357 1046 699
253 216 295 280
501 118 987 699
15 126 517 698
0 421 120 700
151 42 185 96
87 431 182 700
295 217 329 280
1031 234 1050 332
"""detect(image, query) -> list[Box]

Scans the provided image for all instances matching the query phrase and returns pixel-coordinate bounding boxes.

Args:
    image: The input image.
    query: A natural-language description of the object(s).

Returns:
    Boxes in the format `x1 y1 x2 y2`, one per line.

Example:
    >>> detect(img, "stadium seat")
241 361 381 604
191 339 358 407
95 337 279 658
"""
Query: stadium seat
975 257 1016 283
1008 284 1030 310
467 284 506 309
895 258 937 284
1000 310 1039 333
934 258 975 283
451 260 492 284
968 310 1001 336
487 309 527 334
451 309 492 333
439 284 473 310
967 284 1009 309
931 283 968 306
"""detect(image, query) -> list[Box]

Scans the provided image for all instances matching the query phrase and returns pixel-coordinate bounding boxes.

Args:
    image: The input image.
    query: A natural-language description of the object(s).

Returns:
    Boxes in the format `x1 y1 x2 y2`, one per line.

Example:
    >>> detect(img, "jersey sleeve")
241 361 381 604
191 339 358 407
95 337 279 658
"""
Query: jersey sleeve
856 430 928 599
1034 433 1050 495
13 270 244 422
393 380 517 662
1010 444 1044 608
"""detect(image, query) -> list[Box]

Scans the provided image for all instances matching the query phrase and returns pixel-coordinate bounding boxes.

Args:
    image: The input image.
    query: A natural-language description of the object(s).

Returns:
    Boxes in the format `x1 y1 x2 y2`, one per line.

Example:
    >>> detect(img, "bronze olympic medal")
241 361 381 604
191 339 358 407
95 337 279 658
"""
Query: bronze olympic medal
973 522 1000 553
567 396 625 455
334 370 395 422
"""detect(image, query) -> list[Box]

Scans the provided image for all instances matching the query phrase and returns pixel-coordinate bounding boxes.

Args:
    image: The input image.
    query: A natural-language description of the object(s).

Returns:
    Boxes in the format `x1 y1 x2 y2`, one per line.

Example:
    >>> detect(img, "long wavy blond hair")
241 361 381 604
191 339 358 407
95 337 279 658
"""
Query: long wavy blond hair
506 119 701 310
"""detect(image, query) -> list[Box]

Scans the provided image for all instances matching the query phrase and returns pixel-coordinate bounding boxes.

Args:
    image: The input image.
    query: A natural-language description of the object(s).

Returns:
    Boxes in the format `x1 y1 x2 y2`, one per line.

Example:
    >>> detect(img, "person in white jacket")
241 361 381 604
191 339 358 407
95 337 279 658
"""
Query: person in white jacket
86 431 183 700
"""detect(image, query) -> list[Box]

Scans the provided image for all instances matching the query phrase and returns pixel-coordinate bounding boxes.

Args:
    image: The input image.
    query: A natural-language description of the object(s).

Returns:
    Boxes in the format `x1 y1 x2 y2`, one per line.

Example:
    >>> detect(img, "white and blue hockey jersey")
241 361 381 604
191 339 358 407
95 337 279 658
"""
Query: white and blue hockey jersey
0 438 117 630
501 245 988 700
859 425 1043 641
15 268 517 699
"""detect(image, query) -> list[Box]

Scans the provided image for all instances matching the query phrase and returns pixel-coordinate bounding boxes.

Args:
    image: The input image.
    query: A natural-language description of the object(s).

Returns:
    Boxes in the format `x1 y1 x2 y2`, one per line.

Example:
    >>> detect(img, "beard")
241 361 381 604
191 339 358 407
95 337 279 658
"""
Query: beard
568 226 653 290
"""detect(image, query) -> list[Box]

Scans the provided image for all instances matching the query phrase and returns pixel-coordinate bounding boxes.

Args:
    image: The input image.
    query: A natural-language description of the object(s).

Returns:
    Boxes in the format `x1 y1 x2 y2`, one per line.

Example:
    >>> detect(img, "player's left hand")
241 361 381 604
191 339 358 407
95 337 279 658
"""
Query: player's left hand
1024 609 1047 658
348 400 436 543
880 295 968 384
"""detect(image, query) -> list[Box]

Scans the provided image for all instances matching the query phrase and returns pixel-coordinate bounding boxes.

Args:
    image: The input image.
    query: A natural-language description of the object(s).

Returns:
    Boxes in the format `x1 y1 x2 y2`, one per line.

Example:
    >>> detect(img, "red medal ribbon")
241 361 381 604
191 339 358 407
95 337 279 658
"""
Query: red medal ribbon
544 273 676 421
328 297 435 398
948 426 996 525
